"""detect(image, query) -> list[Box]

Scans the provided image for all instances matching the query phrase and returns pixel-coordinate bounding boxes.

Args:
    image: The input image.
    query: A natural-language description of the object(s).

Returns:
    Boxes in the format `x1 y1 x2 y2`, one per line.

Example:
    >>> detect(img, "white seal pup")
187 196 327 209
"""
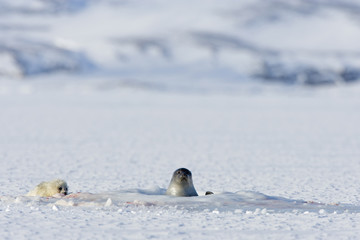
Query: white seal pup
166 168 198 197
26 179 68 197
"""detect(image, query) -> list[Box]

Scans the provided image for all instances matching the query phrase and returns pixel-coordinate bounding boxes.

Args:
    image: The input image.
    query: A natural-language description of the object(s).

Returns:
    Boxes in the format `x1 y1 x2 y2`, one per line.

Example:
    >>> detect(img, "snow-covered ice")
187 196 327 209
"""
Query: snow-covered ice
1 0 360 239
0 82 360 239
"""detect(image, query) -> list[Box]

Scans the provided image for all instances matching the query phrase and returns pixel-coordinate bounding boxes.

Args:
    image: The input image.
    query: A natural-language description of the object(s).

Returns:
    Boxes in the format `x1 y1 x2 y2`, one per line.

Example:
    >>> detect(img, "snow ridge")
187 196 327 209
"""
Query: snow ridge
1 188 359 214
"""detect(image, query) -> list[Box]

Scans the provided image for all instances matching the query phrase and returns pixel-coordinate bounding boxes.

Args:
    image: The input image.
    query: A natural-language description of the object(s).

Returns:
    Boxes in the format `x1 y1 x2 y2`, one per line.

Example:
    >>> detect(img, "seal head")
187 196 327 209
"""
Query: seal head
166 168 198 197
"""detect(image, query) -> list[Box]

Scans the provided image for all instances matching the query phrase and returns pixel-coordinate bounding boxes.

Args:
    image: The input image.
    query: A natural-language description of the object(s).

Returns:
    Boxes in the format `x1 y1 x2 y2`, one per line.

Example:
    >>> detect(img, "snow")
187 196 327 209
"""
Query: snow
0 82 360 239
1 0 360 239
1 0 360 84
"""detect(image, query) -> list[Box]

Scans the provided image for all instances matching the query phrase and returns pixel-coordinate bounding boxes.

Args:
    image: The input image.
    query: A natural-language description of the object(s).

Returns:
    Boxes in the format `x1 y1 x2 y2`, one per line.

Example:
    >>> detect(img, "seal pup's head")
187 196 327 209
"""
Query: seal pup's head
52 179 68 196
166 168 198 197
26 179 68 197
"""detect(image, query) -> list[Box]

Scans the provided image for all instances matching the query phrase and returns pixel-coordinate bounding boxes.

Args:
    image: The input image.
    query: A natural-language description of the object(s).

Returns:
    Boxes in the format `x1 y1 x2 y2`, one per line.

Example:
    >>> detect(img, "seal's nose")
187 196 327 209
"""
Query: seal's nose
60 187 68 195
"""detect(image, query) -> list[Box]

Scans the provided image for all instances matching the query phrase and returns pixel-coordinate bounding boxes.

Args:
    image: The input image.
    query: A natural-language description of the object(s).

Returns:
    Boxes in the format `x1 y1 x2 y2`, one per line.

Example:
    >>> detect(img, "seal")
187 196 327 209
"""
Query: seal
26 179 68 197
166 168 198 197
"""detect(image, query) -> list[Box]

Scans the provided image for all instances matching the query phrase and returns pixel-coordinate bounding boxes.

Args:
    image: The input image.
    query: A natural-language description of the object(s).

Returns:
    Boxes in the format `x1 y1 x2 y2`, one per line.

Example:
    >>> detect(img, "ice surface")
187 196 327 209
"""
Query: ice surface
1 0 360 239
0 84 360 239
2 188 357 214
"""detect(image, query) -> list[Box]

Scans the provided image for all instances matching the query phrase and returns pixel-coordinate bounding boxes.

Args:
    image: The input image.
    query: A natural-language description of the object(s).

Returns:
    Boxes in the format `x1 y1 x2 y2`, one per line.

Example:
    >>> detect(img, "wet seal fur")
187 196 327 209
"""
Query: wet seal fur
26 179 68 197
166 168 198 197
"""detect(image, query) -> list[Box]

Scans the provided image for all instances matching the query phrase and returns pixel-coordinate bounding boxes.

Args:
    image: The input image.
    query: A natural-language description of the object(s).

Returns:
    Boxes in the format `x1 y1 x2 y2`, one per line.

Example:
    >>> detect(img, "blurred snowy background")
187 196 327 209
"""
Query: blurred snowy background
1 0 360 88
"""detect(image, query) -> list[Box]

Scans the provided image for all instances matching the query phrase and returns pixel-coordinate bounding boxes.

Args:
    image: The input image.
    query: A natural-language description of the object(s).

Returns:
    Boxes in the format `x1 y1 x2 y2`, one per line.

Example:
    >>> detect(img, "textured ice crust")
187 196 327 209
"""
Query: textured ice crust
1 188 357 214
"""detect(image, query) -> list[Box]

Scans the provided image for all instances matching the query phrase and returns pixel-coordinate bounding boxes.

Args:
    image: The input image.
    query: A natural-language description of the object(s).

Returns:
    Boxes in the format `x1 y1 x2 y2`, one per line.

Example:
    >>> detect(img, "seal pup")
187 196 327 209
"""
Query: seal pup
26 179 68 197
166 168 198 197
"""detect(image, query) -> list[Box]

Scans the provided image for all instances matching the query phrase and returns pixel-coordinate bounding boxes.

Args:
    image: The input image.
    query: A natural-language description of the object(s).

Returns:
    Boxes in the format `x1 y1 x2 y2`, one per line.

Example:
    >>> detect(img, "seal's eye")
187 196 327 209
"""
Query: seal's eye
58 187 62 191
177 171 181 174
